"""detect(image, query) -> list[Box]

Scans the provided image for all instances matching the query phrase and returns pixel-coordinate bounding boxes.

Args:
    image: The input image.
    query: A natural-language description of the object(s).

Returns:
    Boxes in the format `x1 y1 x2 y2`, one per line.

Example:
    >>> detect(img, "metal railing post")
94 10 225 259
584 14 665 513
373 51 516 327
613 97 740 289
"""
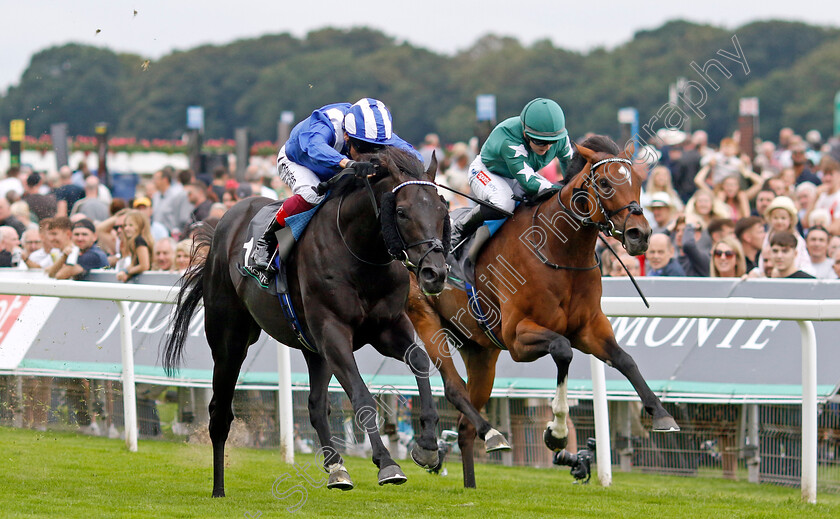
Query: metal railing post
798 320 817 504
276 340 294 464
116 301 138 452
590 355 612 486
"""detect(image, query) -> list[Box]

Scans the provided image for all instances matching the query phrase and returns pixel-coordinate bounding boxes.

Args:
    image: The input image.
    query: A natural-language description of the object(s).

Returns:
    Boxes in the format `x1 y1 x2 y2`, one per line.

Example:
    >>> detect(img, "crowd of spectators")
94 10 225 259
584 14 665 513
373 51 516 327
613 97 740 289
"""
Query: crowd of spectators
3 126 840 284
0 159 281 280
419 127 840 282
596 127 840 280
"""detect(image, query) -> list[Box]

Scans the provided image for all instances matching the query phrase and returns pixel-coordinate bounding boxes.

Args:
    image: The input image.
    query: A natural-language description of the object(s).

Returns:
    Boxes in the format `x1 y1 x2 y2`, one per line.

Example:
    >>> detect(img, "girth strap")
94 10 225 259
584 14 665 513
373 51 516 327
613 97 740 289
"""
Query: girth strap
465 282 507 350
278 292 318 353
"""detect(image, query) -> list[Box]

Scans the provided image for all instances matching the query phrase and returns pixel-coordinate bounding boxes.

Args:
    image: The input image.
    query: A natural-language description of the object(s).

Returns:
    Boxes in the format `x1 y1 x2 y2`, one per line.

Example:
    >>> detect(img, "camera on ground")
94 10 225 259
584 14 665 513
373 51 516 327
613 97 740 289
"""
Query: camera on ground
552 437 596 483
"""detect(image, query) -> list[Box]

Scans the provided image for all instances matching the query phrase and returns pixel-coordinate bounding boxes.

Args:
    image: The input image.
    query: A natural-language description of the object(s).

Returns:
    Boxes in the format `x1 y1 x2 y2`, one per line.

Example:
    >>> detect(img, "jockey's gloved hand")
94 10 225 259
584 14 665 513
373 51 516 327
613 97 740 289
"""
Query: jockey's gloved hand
346 160 375 178
536 182 557 197
535 185 559 200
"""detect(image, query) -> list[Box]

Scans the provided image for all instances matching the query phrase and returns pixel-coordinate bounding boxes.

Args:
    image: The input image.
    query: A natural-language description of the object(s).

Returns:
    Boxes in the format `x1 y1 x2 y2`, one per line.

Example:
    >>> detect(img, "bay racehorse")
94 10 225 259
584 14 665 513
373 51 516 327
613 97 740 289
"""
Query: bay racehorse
407 135 679 488
163 148 450 496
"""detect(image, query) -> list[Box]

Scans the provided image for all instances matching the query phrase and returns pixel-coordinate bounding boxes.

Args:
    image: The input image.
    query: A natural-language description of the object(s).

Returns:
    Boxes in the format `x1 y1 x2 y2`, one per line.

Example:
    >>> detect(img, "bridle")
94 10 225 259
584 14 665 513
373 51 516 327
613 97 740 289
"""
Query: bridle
529 155 643 271
556 156 643 239
386 180 447 273
336 177 446 274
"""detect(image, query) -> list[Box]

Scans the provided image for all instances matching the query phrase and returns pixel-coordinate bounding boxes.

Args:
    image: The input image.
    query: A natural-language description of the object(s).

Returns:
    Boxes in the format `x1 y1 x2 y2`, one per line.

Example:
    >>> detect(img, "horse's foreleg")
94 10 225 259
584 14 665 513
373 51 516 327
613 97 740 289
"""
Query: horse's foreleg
605 341 679 431
510 320 574 451
301 349 353 490
370 314 439 468
581 318 679 432
408 302 507 452
317 320 405 485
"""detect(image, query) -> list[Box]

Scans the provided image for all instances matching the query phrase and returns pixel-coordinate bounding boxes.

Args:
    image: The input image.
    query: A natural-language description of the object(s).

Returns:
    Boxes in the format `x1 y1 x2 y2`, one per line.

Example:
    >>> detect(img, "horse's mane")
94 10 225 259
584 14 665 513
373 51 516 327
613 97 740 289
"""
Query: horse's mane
326 147 424 201
563 135 621 185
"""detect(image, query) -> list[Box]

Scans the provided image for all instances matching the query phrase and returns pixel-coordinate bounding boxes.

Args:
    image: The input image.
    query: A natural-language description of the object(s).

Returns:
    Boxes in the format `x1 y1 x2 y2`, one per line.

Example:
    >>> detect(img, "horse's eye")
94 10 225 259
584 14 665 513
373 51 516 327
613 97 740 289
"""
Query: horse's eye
599 178 610 189
396 207 408 219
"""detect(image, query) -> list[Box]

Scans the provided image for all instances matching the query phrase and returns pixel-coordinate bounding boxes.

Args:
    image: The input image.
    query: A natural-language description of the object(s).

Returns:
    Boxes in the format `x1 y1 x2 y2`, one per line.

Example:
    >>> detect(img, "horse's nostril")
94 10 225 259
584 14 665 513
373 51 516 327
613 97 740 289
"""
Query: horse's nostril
420 266 446 284
625 228 642 242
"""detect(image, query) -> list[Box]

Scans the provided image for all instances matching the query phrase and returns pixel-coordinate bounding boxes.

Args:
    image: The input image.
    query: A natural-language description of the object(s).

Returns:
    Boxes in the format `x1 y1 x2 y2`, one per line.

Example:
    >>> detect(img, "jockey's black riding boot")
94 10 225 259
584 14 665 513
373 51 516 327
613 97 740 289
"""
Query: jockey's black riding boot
450 205 485 251
252 219 283 270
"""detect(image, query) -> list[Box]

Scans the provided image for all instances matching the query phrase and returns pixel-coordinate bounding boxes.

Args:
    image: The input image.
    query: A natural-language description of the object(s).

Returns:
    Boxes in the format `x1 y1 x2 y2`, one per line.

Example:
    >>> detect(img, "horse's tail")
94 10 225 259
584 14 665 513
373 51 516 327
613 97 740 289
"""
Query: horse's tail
162 224 214 376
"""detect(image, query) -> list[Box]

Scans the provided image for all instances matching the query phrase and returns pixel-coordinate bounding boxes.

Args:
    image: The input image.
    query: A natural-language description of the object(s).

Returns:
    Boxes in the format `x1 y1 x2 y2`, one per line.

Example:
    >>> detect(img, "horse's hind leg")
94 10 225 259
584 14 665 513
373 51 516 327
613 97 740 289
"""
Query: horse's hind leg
458 346 501 489
316 319 405 485
206 304 260 497
301 348 353 490
581 317 679 431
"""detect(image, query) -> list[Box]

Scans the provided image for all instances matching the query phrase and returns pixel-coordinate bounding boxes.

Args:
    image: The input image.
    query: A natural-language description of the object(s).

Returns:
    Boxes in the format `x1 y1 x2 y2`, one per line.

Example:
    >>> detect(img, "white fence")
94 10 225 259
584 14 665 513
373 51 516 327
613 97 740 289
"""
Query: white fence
2 278 839 503
0 278 296 462
599 297 840 504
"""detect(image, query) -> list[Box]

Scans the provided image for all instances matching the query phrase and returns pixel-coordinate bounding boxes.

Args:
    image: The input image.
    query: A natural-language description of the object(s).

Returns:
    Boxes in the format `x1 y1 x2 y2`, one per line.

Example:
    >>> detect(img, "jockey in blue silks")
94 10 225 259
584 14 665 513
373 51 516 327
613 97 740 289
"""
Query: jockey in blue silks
250 98 422 269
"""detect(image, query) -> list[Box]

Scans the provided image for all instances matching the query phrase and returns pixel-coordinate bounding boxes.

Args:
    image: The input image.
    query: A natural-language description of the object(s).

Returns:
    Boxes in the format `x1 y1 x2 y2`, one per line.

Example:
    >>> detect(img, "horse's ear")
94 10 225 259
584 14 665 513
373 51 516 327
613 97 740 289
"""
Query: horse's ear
575 144 597 163
370 155 386 178
621 141 636 159
425 151 438 182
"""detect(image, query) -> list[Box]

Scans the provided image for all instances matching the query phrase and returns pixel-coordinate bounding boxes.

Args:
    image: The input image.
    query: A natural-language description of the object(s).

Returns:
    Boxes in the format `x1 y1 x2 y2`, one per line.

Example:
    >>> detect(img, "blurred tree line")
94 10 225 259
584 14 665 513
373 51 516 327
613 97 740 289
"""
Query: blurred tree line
2 20 839 147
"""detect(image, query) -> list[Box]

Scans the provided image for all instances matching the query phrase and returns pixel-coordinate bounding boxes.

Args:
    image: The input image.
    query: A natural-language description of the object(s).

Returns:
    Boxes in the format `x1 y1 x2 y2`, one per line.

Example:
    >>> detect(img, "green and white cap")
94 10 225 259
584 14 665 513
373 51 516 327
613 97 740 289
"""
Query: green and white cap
520 98 567 141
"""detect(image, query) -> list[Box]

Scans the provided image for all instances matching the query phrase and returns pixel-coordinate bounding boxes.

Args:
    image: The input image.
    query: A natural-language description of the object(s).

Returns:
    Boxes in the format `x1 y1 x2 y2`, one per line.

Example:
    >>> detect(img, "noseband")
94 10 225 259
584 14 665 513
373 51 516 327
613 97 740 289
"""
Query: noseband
338 177 447 274
557 157 643 239
382 180 447 273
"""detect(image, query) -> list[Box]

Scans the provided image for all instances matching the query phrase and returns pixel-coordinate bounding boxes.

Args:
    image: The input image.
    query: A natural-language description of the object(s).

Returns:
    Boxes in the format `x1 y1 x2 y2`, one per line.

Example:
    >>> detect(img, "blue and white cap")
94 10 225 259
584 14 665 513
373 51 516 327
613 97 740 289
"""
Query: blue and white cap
343 98 398 145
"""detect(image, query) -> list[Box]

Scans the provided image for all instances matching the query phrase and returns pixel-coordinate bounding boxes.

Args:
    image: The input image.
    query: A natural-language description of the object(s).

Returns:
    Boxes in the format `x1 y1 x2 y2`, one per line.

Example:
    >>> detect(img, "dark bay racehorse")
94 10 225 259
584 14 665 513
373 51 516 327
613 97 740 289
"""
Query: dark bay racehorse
407 135 679 488
163 148 450 496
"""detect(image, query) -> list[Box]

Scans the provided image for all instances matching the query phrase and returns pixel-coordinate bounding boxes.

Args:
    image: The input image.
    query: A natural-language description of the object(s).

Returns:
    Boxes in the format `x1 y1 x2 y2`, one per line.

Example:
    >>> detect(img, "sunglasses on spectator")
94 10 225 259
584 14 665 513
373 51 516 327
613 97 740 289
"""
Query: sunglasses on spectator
713 249 735 258
528 137 554 147
113 225 123 230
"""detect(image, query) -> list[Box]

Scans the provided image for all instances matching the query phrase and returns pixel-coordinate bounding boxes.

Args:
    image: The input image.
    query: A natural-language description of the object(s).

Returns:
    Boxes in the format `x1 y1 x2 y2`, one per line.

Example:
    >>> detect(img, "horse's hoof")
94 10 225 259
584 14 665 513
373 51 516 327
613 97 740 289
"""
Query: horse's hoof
544 426 568 452
211 489 225 498
484 429 511 452
378 464 407 486
327 469 354 491
652 415 680 432
410 445 440 470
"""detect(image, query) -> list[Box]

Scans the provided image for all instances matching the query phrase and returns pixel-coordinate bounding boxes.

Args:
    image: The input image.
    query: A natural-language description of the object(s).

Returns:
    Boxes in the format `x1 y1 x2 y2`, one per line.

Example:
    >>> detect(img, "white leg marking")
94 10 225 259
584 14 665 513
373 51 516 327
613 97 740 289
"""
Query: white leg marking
547 377 569 439
485 429 503 441
328 463 348 474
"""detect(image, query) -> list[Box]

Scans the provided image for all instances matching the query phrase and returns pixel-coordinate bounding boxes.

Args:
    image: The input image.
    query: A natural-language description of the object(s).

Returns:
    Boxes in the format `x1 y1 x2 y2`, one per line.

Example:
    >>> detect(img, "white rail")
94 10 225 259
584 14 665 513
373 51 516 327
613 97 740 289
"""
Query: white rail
0 278 294 461
0 277 179 303
597 296 838 503
2 279 835 502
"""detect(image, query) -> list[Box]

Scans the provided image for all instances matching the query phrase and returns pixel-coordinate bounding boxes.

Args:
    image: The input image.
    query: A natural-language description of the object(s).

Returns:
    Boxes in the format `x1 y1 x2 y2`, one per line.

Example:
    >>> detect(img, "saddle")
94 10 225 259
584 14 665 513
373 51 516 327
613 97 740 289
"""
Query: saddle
447 207 507 290
446 208 509 350
447 189 555 289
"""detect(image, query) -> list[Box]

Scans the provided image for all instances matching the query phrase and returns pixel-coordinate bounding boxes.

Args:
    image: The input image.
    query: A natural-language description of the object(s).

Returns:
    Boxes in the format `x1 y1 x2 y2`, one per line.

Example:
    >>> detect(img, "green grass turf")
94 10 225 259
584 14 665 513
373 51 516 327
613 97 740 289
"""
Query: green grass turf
1 426 839 518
